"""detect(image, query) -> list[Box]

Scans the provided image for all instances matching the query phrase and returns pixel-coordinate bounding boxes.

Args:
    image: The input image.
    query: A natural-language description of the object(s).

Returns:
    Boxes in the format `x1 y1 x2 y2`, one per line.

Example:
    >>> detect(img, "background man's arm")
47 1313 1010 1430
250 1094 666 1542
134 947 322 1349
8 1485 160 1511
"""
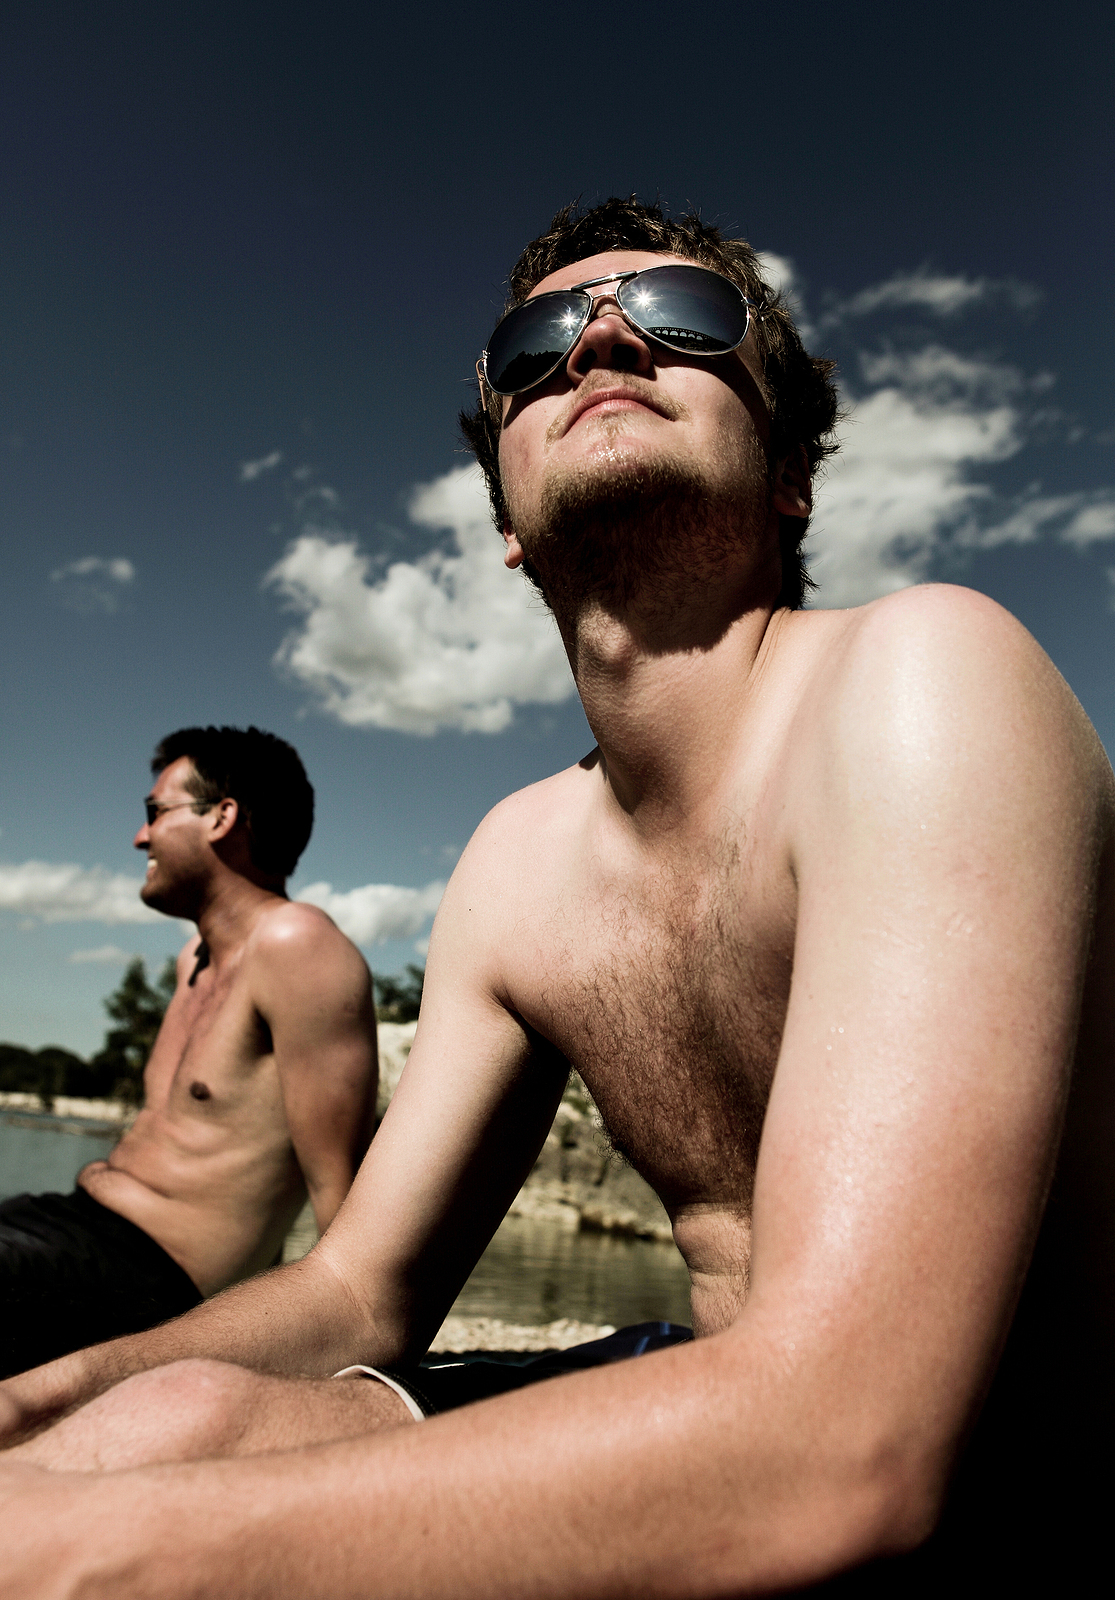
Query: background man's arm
250 905 379 1233
0 863 569 1443
5 588 1108 1596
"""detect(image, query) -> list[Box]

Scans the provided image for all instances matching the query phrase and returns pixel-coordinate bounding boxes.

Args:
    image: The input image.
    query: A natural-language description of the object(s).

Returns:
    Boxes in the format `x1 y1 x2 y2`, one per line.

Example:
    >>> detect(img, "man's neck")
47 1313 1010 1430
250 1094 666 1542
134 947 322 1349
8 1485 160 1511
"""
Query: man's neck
192 873 287 963
565 591 786 825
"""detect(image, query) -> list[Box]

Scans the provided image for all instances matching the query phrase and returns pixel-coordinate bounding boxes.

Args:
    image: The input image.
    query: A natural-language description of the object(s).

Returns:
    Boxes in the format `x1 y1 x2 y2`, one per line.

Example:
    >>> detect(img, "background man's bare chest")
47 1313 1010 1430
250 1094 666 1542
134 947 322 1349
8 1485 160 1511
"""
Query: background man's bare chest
512 848 795 1209
146 961 272 1110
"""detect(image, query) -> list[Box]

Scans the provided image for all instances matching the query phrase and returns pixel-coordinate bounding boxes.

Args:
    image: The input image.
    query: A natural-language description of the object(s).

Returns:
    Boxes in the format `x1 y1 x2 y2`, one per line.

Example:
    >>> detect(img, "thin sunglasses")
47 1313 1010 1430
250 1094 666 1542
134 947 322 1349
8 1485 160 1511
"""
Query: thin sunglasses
144 799 212 825
479 263 762 398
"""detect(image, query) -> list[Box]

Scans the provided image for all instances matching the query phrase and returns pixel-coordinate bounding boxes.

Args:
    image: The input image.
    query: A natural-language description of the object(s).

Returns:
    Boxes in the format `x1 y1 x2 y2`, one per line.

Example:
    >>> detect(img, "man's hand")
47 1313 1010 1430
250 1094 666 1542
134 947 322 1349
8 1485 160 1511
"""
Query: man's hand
0 1390 25 1449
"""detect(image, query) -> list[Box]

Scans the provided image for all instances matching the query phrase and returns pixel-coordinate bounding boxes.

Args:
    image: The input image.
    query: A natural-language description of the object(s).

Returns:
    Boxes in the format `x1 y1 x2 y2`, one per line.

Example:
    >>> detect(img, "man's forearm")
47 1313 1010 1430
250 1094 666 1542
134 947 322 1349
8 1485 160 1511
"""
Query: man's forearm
0 1250 378 1445
0 1332 914 1600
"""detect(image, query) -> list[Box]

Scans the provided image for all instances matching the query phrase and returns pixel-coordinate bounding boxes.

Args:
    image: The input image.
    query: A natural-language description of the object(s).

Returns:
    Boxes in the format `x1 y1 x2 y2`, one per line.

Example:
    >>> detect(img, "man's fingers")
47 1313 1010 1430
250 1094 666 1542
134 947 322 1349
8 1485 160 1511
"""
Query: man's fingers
0 1392 27 1450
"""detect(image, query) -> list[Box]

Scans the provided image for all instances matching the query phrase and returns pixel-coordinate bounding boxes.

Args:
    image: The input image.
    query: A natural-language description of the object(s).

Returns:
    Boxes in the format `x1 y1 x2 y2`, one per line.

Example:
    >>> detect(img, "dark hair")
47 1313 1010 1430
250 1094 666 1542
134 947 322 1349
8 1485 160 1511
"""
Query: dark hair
152 726 314 880
460 196 841 608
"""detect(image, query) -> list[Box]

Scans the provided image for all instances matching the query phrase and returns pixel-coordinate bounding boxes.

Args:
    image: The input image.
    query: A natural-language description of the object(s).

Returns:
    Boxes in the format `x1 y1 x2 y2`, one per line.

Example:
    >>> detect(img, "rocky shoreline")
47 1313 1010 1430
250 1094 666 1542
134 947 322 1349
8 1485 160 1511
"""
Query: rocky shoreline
377 1023 672 1243
428 1316 616 1353
7 1026 676 1342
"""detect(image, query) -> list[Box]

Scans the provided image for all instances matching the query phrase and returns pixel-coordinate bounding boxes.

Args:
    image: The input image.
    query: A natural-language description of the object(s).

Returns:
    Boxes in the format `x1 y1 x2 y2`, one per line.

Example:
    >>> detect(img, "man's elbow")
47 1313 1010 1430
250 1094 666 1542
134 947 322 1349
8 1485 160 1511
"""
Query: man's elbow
760 1441 949 1590
838 1444 946 1568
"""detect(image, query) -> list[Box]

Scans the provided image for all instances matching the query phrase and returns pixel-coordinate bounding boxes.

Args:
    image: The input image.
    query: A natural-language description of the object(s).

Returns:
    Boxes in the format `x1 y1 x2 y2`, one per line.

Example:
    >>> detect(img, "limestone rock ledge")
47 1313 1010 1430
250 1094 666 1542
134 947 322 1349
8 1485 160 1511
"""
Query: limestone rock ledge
429 1316 616 1354
376 1024 672 1243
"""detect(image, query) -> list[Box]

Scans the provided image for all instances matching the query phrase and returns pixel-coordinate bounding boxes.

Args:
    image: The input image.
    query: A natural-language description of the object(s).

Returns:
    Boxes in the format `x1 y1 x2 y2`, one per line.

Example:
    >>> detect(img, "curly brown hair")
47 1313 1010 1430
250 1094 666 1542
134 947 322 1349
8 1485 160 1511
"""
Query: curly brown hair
460 196 840 608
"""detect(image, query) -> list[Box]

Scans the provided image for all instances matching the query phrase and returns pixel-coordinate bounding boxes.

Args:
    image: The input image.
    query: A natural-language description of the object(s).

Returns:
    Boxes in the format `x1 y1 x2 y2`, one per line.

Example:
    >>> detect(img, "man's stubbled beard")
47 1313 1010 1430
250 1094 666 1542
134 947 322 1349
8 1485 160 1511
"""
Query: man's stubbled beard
506 430 772 629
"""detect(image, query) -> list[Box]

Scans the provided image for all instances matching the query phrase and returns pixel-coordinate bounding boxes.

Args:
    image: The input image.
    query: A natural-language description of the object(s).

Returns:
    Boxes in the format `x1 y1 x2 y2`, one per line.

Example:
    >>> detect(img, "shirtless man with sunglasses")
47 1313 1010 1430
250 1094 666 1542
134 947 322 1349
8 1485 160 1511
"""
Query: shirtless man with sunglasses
1 198 1111 1598
0 725 378 1380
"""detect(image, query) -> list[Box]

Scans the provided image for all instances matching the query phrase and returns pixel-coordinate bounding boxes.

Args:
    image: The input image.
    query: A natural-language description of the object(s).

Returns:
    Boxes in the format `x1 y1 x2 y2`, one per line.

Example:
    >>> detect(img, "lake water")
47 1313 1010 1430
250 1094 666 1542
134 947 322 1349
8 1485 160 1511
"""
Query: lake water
451 1214 691 1328
1 1111 693 1330
0 1107 120 1201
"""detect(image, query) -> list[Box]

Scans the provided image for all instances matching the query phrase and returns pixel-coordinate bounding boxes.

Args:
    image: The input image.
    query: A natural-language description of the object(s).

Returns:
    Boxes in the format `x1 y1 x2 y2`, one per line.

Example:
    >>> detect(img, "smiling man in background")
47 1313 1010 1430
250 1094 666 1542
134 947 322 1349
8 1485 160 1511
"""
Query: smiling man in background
0 725 378 1378
1 203 1112 1598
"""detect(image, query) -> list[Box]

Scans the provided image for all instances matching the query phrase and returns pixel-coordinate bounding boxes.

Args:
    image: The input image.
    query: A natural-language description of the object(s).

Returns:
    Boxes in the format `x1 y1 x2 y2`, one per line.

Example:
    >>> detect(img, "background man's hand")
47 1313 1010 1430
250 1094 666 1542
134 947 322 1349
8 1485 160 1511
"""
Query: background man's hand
0 1389 30 1450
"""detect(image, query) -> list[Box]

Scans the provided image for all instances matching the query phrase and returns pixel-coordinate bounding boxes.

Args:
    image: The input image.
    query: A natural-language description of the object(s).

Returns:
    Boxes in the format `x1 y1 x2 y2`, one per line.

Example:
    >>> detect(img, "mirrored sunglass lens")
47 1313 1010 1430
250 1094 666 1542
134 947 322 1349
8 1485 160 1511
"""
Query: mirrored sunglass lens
485 294 587 394
619 266 748 354
145 803 158 823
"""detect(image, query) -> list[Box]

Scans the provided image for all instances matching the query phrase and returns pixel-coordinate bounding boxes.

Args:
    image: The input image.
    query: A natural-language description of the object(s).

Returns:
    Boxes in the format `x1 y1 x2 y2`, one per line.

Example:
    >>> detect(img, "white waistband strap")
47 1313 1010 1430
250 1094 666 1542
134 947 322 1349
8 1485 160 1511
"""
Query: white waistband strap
332 1364 426 1423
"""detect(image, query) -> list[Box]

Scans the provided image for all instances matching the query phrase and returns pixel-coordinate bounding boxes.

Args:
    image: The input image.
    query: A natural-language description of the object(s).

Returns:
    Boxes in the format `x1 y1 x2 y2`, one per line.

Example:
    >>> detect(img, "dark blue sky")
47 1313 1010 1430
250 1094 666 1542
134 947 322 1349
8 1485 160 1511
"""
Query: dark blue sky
2 1 1113 1050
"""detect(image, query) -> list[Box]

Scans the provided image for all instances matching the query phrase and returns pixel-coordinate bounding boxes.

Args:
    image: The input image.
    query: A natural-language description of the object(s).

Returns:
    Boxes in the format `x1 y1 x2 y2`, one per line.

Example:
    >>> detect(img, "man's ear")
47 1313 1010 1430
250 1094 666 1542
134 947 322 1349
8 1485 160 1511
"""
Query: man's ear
502 519 525 570
771 445 812 520
207 797 240 842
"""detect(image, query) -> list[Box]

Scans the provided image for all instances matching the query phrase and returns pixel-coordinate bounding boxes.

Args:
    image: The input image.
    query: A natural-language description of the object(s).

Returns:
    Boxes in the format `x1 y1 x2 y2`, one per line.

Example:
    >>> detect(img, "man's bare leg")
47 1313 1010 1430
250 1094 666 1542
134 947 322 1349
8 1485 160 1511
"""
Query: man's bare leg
6 1359 414 1473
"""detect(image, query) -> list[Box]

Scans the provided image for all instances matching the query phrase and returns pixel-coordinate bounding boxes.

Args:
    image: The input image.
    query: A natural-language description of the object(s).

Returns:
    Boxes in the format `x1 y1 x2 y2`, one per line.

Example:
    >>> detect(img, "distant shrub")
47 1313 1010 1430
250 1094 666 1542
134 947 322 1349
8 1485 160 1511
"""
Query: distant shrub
374 964 425 1024
0 1042 98 1108
0 956 177 1109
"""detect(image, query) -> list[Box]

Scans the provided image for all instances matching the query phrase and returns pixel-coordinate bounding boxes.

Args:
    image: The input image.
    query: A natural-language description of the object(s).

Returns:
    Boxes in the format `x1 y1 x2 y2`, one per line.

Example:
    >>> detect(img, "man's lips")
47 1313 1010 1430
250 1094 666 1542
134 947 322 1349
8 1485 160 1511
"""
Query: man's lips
551 382 678 443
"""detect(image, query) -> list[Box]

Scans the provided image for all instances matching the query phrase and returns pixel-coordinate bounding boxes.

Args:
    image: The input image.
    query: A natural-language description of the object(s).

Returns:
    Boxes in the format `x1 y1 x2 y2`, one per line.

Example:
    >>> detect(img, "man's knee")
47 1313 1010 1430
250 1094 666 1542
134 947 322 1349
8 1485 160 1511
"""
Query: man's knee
114 1358 261 1444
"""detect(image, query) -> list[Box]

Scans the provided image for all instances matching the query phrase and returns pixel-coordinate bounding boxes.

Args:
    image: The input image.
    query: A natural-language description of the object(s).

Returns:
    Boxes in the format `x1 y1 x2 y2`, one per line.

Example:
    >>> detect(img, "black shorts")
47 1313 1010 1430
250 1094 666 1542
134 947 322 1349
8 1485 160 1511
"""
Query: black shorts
0 1189 202 1379
374 1321 694 1417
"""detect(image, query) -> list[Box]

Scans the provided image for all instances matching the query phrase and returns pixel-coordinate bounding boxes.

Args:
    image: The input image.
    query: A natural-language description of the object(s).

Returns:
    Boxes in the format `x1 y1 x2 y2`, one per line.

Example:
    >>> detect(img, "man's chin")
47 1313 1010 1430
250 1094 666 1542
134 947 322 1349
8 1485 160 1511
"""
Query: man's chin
139 882 176 917
513 452 762 619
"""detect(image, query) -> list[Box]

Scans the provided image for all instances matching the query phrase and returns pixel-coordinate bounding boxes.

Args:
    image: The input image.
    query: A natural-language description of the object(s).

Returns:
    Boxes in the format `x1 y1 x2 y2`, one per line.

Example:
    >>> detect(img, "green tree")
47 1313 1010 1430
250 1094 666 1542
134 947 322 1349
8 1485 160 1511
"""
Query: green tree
373 964 425 1023
0 1042 87 1107
87 957 177 1104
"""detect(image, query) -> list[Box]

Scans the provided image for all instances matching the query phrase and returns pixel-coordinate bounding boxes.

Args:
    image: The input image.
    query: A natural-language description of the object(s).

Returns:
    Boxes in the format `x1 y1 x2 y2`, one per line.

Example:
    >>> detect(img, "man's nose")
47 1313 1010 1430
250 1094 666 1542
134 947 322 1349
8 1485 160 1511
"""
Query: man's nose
565 298 654 383
134 824 149 850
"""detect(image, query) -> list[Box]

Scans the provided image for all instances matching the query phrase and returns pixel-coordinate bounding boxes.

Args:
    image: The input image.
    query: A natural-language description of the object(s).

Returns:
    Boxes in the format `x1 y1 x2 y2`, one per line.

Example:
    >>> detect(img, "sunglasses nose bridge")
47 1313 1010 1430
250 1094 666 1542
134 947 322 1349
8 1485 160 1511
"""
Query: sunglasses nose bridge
566 291 654 381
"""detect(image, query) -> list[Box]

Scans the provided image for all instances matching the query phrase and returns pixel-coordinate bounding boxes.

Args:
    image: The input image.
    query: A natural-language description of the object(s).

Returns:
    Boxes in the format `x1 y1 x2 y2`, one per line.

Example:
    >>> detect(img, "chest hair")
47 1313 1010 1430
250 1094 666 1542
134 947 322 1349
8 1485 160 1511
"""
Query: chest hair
526 839 793 1212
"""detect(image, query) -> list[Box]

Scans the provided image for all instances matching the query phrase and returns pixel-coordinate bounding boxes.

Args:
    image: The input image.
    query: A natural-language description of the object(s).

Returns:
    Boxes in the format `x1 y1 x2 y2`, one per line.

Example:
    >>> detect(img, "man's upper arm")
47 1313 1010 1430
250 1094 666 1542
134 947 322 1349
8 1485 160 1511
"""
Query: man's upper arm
308 816 570 1357
748 587 1108 1501
252 908 379 1231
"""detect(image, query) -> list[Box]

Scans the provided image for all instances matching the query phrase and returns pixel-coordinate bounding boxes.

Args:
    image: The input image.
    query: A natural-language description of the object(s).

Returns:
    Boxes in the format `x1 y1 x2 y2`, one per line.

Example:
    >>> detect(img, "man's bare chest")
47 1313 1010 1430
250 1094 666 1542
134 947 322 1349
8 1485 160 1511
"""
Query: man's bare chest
507 841 796 1211
144 960 275 1116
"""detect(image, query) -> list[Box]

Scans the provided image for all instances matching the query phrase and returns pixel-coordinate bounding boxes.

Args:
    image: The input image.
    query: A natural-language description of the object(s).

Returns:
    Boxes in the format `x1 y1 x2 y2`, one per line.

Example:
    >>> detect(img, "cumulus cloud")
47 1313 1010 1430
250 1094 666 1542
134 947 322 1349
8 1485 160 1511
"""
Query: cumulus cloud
0 862 160 925
49 556 136 615
755 251 798 302
807 345 1115 606
756 252 813 338
267 465 573 734
295 879 445 945
825 270 1040 324
240 450 283 481
68 945 137 964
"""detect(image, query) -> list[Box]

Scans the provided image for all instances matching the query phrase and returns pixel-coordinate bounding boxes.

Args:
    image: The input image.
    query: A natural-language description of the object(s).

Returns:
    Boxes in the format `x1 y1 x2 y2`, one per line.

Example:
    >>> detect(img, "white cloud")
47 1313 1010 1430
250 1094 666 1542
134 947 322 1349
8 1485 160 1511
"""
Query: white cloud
755 251 797 302
808 348 1023 605
0 862 161 925
1059 496 1115 547
68 945 137 964
49 556 136 615
959 490 1115 551
50 556 135 583
295 880 445 945
827 270 1039 323
756 252 813 339
240 450 283 481
808 341 1115 606
266 464 573 734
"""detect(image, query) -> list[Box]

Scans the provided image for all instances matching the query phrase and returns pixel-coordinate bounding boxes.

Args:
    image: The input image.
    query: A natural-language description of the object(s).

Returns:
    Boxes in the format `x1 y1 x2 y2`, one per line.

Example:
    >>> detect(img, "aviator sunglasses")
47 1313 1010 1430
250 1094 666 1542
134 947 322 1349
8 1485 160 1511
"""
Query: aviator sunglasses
479 264 762 398
144 799 213 825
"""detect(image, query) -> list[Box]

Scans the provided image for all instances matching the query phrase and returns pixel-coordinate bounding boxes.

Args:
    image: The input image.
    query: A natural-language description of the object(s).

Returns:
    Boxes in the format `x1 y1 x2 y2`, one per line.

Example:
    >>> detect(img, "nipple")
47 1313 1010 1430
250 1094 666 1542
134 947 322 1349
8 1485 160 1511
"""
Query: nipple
189 1081 211 1101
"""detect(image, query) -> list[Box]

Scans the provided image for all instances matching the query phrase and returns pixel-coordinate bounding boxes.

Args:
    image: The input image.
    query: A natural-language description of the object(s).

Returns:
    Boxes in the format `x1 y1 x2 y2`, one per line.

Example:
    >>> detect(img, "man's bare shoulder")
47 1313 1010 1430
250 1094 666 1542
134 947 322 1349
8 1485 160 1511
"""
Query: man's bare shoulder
243 898 372 1002
451 755 600 880
786 583 1114 843
422 756 601 979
